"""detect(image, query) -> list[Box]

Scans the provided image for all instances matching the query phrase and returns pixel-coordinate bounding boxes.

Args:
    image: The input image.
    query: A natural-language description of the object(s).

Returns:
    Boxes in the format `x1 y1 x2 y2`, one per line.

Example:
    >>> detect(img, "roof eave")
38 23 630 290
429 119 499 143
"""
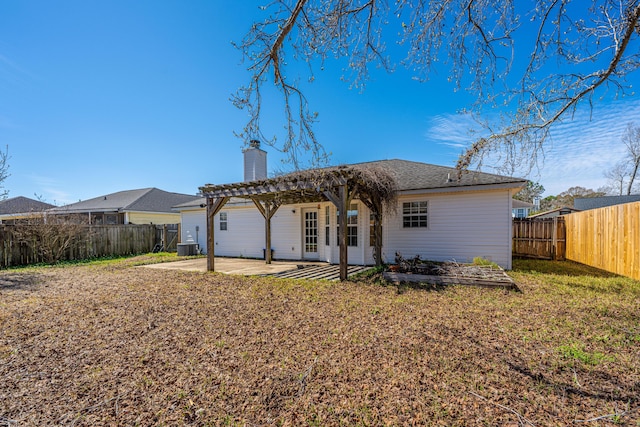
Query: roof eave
398 181 527 195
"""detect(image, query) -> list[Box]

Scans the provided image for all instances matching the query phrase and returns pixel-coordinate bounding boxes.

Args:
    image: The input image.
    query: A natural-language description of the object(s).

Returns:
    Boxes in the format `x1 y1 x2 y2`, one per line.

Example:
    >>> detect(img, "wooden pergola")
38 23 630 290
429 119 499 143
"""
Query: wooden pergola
199 165 397 281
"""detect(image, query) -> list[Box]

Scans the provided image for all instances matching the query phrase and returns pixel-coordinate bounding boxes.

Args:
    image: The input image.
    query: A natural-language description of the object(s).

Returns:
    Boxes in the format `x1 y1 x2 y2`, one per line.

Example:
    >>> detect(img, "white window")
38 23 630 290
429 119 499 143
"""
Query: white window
337 203 358 247
325 205 330 246
403 201 428 228
219 212 228 231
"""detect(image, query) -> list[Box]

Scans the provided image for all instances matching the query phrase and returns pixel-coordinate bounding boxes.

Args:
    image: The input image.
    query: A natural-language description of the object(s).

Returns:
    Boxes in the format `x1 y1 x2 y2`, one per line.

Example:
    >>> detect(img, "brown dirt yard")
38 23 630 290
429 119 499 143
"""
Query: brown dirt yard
1 256 639 426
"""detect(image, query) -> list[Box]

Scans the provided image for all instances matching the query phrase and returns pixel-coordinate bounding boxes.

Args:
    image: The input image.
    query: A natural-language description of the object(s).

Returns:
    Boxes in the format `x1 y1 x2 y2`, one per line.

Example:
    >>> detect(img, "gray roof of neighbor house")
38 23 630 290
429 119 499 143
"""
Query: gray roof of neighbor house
574 194 640 211
528 206 581 219
49 188 200 214
512 199 534 209
174 197 206 209
0 196 55 215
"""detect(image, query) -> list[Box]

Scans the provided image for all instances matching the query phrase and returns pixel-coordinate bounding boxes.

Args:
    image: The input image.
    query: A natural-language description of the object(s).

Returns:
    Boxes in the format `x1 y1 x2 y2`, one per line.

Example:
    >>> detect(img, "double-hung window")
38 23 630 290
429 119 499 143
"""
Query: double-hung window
336 203 358 246
325 206 330 246
402 201 427 228
219 212 228 231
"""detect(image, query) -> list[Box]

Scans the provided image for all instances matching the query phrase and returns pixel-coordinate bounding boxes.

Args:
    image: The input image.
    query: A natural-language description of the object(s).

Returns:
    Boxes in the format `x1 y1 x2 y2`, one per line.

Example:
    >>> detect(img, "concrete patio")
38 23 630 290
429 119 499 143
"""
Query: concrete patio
141 257 372 280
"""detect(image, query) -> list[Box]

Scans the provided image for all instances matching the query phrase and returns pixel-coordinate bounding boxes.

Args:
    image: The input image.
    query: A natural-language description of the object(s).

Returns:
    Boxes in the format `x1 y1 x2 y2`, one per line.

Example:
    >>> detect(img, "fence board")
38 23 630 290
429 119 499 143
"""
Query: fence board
564 202 640 280
0 224 177 268
512 218 566 260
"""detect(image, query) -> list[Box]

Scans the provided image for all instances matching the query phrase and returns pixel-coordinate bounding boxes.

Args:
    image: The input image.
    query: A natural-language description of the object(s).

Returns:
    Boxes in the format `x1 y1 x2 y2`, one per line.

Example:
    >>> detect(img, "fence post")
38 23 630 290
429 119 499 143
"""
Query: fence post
163 224 168 251
552 217 558 260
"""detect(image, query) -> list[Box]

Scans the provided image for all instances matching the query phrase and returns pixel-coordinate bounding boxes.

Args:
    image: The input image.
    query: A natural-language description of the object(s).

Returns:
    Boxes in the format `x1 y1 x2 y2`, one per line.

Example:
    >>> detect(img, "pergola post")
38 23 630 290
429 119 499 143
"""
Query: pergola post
252 199 280 264
362 197 383 266
338 184 348 281
206 196 229 272
324 183 349 281
373 210 383 266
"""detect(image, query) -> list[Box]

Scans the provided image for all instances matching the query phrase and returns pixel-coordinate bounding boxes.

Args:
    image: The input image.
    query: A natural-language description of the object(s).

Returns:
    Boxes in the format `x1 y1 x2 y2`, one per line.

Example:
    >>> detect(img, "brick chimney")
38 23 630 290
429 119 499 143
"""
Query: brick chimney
243 140 267 182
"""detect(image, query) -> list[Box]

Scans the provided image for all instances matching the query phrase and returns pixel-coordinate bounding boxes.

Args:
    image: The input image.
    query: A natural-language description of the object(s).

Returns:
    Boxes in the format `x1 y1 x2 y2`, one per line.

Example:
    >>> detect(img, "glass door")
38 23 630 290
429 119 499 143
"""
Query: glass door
303 209 319 259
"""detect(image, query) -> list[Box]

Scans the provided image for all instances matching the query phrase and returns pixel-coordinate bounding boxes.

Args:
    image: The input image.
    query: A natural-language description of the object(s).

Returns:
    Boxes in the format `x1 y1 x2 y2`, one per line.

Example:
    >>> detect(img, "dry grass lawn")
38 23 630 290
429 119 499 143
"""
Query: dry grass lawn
1 255 639 426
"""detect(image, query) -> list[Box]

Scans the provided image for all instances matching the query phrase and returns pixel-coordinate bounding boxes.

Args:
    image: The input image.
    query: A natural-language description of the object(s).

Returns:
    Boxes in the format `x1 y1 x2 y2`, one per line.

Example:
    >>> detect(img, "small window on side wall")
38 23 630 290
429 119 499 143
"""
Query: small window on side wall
219 212 228 231
402 201 428 228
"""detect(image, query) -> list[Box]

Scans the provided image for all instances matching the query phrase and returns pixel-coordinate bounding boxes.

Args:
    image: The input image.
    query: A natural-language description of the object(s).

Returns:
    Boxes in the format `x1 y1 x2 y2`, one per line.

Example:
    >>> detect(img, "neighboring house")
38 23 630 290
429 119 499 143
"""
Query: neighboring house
512 199 534 218
0 196 55 223
49 188 199 225
574 194 640 211
528 206 581 219
175 144 526 269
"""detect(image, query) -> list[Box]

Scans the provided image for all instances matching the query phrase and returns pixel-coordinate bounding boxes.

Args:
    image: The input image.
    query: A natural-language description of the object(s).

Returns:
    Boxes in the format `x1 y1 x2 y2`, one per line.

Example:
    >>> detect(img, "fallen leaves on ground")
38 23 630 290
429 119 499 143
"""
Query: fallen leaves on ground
1 259 639 426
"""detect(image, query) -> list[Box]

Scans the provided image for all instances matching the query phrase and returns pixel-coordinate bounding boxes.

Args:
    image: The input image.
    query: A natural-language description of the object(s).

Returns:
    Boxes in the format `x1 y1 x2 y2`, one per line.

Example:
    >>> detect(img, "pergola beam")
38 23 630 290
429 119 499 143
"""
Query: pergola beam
200 165 395 281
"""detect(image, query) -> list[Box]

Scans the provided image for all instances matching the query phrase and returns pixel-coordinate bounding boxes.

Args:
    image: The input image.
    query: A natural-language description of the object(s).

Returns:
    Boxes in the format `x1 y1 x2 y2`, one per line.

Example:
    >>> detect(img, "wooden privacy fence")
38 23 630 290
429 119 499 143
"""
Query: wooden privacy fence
564 202 640 280
512 218 566 260
0 224 178 268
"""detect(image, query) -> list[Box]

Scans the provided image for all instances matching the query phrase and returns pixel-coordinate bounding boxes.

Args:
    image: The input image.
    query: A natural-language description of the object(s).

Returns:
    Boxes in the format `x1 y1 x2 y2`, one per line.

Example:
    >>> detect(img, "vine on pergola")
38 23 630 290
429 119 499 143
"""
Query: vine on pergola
200 163 398 268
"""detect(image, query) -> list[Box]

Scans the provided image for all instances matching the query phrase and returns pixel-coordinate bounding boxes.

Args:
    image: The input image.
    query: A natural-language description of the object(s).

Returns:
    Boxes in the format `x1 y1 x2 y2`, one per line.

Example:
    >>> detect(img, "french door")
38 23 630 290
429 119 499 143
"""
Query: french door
302 209 319 259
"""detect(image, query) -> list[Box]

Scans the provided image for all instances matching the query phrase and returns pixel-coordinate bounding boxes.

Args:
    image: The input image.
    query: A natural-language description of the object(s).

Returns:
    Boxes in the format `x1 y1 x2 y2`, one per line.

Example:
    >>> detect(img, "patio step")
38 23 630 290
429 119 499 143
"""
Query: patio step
267 264 372 281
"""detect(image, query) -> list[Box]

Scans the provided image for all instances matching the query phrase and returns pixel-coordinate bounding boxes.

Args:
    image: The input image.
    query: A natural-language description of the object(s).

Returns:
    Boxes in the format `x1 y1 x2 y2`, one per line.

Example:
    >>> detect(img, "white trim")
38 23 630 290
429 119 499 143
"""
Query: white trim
399 182 526 196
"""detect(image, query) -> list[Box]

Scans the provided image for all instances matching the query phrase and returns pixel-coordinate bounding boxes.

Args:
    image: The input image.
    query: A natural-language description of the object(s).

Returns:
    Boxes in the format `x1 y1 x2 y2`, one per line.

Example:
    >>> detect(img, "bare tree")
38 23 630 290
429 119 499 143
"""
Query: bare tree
622 122 640 194
13 214 90 264
235 1 640 171
0 145 10 199
603 160 630 195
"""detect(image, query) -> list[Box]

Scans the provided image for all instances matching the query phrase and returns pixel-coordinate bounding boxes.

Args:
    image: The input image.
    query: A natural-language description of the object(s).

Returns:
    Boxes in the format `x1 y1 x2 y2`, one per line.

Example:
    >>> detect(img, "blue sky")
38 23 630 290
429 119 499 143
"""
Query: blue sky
1 1 639 205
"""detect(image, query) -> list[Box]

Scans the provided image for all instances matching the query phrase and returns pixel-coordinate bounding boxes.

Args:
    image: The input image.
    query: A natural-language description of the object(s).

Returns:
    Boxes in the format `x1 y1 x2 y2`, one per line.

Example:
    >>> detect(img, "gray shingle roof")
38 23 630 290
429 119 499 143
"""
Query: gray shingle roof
0 196 55 215
512 199 534 209
173 197 206 209
349 159 526 191
49 188 199 214
574 195 640 210
195 159 526 208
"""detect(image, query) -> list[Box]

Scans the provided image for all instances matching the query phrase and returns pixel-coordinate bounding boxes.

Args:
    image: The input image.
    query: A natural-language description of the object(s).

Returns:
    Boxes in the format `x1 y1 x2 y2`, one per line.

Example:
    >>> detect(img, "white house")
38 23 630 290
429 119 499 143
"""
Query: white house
175 143 526 270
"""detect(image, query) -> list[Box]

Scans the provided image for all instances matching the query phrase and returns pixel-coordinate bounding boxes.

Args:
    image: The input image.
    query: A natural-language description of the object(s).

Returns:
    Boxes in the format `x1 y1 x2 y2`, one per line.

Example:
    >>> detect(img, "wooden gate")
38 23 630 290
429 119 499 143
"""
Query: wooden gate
154 224 180 252
512 218 566 260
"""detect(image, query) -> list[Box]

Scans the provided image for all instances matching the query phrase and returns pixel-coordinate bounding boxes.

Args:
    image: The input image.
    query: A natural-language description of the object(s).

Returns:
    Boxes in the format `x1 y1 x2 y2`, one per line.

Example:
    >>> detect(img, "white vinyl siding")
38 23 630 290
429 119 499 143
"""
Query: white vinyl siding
181 188 514 269
213 207 263 258
180 209 207 250
380 190 512 269
402 201 428 228
271 205 304 260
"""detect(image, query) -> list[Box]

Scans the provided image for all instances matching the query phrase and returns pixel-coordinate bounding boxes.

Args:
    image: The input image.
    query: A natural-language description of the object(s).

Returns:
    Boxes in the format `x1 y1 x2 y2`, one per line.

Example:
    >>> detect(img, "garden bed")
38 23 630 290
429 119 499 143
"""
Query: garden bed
384 258 518 290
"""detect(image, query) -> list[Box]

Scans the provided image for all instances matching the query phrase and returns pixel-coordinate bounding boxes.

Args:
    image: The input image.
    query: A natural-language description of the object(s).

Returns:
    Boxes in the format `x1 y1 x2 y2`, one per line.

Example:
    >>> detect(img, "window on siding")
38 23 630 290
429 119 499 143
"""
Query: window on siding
325 206 330 246
369 213 382 246
337 203 358 247
219 212 228 231
402 201 428 228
